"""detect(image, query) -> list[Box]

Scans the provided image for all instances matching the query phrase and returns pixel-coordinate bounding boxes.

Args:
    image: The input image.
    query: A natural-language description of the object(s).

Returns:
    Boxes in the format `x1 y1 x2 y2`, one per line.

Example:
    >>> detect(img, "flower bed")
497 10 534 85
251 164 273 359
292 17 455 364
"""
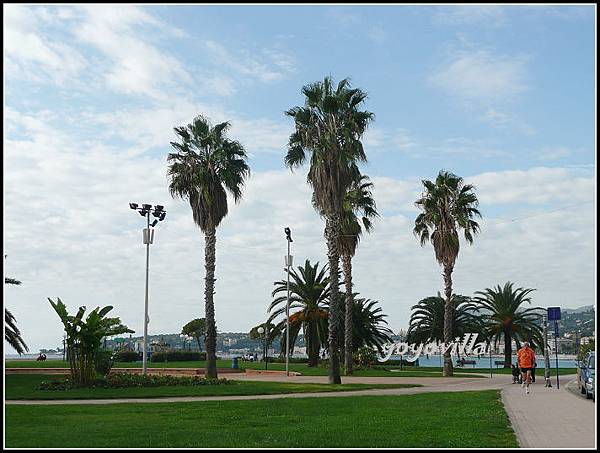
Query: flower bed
37 373 230 390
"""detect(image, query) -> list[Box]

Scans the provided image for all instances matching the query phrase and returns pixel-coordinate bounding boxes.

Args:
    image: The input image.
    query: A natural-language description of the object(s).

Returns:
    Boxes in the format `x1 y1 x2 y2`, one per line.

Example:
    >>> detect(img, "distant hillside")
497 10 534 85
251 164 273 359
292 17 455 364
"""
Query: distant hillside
562 305 595 315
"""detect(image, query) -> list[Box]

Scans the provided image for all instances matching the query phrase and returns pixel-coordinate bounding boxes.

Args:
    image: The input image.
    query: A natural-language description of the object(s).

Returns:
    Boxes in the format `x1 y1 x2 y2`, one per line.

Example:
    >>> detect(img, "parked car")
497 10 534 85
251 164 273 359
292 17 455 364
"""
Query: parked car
577 352 595 401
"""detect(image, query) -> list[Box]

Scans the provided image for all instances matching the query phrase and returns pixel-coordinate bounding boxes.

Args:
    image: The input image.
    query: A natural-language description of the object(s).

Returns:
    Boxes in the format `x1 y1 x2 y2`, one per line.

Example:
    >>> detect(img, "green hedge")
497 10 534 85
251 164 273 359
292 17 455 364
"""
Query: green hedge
112 351 142 362
150 351 206 362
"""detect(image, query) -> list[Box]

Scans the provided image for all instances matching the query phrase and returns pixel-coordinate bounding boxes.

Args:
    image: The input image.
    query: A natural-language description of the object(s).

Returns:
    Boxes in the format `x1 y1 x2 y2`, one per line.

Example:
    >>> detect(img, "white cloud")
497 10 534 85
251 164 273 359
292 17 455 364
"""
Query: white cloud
480 108 536 135
429 48 529 104
204 40 296 83
72 5 191 100
91 99 292 156
535 147 573 161
433 5 507 27
468 167 595 205
4 5 87 85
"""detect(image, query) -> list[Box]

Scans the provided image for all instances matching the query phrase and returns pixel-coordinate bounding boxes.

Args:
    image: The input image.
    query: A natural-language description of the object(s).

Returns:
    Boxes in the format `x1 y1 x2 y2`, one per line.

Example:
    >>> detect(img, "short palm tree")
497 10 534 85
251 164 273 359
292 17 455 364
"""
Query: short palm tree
168 115 250 379
338 175 378 375
268 260 330 367
349 297 394 353
473 282 544 367
5 276 28 355
285 76 374 383
413 170 481 376
407 293 482 348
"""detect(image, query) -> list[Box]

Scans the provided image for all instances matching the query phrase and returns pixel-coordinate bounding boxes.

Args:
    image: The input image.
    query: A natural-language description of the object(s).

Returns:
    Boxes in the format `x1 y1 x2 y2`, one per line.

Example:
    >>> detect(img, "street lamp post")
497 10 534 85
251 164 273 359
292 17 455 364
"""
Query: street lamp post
258 325 268 371
284 227 293 377
129 202 166 375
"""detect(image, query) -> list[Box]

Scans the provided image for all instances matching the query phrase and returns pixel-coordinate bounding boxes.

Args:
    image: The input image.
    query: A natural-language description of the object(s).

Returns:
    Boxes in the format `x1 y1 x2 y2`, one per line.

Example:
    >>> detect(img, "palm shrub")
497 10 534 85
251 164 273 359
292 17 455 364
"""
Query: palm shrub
168 115 250 379
48 298 133 385
285 76 374 383
407 293 482 346
413 170 481 376
473 282 544 367
347 297 394 354
5 276 28 355
268 260 330 367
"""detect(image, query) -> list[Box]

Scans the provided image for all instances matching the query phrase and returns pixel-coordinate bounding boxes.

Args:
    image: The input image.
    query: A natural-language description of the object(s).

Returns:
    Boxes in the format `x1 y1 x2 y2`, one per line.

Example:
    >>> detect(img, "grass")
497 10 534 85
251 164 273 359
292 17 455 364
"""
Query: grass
4 374 419 400
4 360 488 378
5 390 517 448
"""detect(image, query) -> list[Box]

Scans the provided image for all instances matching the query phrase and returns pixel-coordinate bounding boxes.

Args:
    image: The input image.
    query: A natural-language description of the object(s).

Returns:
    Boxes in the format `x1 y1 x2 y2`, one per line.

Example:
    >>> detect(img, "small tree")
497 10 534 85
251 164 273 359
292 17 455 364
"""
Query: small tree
49 298 133 385
182 318 206 352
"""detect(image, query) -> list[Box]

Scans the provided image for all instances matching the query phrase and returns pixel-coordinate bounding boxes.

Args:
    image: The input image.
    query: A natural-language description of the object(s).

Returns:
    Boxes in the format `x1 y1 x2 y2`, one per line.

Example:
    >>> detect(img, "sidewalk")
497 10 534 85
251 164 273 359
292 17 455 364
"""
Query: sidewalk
501 374 595 448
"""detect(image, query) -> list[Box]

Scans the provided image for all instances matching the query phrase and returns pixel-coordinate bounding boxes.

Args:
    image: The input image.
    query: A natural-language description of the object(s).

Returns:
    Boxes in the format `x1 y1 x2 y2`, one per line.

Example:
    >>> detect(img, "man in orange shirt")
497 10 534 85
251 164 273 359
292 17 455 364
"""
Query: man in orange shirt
517 341 536 394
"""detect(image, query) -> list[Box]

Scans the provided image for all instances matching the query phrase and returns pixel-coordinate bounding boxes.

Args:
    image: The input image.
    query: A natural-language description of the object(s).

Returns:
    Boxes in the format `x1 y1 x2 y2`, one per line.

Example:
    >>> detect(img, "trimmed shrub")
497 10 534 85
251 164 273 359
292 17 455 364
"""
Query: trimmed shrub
113 351 142 362
150 350 206 362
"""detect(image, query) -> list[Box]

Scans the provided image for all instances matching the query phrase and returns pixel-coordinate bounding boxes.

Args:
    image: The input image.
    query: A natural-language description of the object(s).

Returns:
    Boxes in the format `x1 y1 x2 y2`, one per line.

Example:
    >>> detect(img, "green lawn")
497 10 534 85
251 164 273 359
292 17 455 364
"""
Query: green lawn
4 360 485 378
5 390 517 448
4 374 419 400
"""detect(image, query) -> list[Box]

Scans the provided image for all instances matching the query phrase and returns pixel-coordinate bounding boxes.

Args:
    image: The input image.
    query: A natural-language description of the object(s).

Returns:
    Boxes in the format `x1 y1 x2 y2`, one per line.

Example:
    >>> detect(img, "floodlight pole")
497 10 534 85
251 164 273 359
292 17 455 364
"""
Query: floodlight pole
143 211 150 375
130 202 166 376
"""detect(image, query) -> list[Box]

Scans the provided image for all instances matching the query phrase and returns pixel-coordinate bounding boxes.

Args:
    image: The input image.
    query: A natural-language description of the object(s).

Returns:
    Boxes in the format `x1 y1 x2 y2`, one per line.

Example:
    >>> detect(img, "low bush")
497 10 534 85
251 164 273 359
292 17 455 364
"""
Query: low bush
112 351 142 362
94 350 115 376
37 373 230 390
150 350 207 362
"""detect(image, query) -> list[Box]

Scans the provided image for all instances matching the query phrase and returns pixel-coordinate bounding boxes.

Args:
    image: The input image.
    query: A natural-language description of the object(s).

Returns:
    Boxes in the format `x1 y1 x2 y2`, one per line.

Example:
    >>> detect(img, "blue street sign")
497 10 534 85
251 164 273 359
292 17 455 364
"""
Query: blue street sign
547 307 561 321
554 321 559 338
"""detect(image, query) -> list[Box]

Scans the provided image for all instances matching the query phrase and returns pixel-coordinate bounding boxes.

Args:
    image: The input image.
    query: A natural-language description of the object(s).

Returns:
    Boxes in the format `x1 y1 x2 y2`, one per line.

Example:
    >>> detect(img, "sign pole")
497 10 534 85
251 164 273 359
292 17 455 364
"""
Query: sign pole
554 321 560 389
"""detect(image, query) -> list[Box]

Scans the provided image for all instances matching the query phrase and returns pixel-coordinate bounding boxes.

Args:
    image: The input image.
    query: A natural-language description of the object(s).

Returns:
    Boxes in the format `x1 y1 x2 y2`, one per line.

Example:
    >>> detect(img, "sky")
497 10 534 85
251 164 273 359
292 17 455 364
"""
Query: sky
3 4 596 352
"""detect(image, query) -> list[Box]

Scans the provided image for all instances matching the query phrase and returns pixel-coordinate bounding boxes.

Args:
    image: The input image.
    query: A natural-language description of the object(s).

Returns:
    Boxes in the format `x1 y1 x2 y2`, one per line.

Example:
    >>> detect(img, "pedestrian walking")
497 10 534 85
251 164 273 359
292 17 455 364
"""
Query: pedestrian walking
517 341 536 394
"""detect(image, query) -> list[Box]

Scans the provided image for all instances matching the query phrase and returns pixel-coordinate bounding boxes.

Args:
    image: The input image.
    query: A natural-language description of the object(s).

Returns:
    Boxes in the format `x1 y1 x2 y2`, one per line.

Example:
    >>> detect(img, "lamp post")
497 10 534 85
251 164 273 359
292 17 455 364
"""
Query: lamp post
398 329 407 370
284 227 293 377
129 202 166 375
258 325 268 371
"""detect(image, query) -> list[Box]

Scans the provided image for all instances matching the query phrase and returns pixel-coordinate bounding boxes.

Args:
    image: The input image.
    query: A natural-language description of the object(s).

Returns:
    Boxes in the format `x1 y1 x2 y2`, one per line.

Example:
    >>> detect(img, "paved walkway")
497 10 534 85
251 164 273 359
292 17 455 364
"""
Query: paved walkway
501 374 595 448
6 373 595 448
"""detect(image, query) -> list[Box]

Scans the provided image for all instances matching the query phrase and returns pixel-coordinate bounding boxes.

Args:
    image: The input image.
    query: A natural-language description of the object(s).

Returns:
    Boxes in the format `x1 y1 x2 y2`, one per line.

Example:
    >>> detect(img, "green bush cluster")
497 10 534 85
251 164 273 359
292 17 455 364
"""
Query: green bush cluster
94 350 115 376
112 351 142 362
37 373 230 390
150 350 207 362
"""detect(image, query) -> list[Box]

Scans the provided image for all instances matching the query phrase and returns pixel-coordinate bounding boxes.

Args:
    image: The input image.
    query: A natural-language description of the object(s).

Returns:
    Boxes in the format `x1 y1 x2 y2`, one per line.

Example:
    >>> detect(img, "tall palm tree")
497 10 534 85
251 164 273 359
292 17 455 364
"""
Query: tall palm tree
473 282 544 367
285 76 374 383
168 115 250 379
348 297 394 354
338 175 378 375
5 276 28 355
268 260 330 367
407 293 482 347
413 170 481 376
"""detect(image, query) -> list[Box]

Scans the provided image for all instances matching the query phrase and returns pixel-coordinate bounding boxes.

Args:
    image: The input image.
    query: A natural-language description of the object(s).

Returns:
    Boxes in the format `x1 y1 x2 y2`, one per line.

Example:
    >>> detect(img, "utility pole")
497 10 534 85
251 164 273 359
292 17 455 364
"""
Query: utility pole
284 227 293 377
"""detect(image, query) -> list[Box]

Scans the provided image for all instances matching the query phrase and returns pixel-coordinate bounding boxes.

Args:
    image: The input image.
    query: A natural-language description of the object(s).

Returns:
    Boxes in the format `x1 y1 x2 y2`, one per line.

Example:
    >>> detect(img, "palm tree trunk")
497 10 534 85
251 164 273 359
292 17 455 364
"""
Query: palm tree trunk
504 329 512 368
204 227 218 379
342 253 354 375
307 319 319 367
325 214 342 384
442 263 454 377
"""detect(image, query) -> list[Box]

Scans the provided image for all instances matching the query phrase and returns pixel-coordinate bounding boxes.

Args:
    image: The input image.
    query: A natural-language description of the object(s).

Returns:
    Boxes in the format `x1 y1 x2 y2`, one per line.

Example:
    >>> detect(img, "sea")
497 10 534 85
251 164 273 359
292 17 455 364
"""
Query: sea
5 353 579 368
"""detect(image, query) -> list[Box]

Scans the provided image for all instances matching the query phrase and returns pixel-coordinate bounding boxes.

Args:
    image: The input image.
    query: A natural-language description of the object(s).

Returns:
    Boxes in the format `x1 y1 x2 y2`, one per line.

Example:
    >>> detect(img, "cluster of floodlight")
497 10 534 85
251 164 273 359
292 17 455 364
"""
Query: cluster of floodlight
129 202 166 227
